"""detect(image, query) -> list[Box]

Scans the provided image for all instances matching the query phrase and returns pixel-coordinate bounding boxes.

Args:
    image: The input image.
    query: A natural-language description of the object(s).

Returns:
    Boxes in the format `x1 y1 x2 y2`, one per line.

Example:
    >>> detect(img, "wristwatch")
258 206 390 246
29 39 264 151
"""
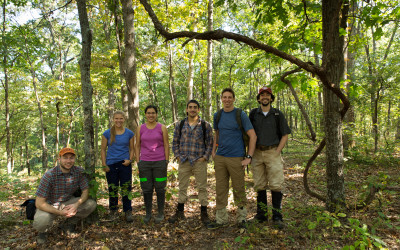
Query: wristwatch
245 155 252 160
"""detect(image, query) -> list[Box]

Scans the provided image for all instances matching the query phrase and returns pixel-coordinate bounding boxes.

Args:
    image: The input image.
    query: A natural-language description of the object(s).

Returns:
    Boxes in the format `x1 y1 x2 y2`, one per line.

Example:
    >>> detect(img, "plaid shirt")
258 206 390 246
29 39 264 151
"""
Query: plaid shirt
35 165 89 206
172 117 213 165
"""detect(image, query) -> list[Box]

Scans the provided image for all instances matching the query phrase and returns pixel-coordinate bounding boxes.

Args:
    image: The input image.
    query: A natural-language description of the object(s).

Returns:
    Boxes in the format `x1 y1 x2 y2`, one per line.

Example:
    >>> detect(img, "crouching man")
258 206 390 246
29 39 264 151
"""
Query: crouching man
33 147 97 244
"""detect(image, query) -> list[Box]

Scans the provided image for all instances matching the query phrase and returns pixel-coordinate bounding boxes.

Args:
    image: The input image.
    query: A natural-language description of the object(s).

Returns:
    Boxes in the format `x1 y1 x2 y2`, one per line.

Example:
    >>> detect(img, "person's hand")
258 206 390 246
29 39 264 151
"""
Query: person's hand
103 166 110 172
122 159 131 166
241 158 251 170
196 157 206 162
62 203 79 218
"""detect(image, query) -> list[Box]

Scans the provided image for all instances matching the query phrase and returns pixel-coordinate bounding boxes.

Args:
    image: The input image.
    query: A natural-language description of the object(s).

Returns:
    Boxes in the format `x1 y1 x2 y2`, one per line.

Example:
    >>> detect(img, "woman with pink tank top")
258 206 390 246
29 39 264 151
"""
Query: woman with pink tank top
135 105 169 224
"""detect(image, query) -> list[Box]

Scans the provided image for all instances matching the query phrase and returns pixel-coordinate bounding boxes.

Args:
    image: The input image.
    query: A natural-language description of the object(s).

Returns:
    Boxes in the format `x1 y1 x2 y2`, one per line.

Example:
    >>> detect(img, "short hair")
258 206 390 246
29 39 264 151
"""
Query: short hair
144 105 158 114
187 99 200 109
221 88 235 98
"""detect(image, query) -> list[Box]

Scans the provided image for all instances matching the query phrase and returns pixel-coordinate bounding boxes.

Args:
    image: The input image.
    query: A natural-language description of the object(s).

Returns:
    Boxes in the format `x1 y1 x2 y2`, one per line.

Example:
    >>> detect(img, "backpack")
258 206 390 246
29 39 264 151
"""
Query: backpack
178 119 207 145
215 108 249 155
249 108 282 141
20 199 36 220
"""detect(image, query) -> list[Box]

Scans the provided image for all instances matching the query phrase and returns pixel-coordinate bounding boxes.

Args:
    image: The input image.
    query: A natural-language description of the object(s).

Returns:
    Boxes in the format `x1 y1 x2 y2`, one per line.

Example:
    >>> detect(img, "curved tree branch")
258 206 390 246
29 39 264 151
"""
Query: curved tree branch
280 67 317 141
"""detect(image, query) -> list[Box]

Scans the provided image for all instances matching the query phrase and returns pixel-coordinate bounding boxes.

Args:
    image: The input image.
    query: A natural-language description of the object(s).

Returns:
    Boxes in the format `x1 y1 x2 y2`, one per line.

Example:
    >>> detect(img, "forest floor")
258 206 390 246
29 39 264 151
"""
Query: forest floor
0 142 399 249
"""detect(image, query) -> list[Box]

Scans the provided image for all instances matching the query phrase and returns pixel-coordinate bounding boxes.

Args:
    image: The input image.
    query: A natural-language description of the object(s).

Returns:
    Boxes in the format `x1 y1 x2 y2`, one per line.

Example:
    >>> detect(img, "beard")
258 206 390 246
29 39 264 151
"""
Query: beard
261 100 270 107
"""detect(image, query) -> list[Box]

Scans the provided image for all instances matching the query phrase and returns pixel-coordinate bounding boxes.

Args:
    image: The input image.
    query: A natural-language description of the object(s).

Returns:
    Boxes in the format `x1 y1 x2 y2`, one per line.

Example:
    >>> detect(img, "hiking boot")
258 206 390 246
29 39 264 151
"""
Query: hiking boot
168 210 185 223
207 221 227 230
169 203 185 224
37 232 47 244
271 191 284 229
238 220 248 229
272 218 285 229
200 206 210 225
125 211 133 222
252 190 268 223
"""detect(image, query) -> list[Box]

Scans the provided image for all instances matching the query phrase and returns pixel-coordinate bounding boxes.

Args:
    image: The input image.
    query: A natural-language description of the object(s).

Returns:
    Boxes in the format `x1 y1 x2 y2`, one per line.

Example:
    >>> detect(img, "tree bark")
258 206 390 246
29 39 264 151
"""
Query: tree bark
186 27 196 102
205 0 213 122
55 100 60 166
321 0 347 211
32 74 48 171
2 0 12 174
77 0 95 183
121 0 140 132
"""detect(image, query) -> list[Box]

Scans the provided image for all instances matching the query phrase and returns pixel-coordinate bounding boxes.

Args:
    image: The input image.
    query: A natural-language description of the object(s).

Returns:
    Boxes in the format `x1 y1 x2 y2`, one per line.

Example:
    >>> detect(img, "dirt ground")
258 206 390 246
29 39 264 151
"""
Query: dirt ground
1 146 399 249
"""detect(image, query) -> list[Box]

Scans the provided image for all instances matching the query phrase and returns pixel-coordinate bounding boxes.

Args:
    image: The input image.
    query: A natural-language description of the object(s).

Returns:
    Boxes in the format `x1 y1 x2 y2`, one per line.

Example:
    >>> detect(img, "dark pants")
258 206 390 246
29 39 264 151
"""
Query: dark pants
138 160 167 194
106 161 132 212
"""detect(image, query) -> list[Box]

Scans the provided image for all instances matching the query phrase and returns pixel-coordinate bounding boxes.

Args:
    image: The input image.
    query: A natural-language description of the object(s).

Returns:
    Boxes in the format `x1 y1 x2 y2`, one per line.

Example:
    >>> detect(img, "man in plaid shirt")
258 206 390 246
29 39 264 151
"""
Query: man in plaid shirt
34 147 96 244
169 99 213 225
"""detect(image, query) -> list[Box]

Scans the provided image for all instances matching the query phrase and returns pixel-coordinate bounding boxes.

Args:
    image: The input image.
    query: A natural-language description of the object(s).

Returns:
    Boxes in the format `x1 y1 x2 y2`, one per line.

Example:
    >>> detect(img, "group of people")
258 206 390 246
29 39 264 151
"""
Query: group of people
32 86 291 244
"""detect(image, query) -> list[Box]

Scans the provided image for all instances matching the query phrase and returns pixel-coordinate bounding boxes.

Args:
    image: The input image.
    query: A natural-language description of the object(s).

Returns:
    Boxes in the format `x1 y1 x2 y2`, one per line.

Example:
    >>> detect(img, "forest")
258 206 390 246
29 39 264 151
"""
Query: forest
1 0 399 248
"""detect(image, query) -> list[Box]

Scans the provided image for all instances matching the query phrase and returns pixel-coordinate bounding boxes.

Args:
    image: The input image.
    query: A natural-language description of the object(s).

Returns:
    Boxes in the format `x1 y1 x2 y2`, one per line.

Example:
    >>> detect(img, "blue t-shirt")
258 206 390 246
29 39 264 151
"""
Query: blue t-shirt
103 128 134 165
213 108 253 157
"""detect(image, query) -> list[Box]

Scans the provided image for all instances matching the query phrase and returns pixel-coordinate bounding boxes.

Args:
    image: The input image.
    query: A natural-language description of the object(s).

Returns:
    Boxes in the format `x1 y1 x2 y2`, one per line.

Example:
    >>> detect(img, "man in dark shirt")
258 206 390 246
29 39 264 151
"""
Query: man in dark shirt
249 87 291 229
34 148 97 244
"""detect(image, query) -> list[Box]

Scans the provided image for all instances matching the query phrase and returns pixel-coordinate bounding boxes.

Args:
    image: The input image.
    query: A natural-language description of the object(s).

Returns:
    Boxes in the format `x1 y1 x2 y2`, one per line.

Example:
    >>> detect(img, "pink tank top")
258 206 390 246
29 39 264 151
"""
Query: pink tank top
139 123 166 161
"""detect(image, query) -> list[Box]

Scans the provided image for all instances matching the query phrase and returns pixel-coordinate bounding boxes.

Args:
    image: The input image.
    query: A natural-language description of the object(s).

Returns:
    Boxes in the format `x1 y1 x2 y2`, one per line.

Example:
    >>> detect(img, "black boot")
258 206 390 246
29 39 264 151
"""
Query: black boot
200 205 210 225
253 190 268 222
271 191 284 229
155 191 165 224
168 203 185 223
143 192 153 224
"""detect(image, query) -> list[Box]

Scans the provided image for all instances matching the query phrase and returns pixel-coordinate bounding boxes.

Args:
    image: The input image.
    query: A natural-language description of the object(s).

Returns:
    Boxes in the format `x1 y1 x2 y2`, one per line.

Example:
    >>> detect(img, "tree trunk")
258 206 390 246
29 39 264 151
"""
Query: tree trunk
186 31 196 102
322 0 346 211
55 100 60 166
32 74 48 171
205 0 213 122
25 132 30 176
113 0 123 126
168 45 178 123
3 0 11 174
121 0 140 132
77 0 95 186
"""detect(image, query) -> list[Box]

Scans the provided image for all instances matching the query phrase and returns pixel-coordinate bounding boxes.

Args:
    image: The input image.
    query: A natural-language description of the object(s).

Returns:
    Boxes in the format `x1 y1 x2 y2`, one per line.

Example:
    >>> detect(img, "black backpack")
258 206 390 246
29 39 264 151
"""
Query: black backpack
20 199 36 220
178 119 207 145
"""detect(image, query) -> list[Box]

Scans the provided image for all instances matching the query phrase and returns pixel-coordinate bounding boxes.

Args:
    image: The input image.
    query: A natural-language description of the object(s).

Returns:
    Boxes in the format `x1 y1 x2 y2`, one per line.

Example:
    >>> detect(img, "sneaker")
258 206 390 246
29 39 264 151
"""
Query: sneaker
125 212 133 222
168 210 185 224
272 219 284 229
37 232 47 244
207 221 227 230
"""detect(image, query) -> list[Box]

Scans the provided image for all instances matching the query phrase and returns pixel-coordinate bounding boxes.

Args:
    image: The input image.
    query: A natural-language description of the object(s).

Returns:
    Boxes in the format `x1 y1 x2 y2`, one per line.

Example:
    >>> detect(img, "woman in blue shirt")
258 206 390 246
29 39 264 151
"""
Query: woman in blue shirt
101 110 135 222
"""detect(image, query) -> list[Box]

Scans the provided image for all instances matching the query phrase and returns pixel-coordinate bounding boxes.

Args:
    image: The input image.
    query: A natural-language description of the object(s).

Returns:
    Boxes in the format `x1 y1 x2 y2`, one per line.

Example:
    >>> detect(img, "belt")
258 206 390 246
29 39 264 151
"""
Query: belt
256 144 278 151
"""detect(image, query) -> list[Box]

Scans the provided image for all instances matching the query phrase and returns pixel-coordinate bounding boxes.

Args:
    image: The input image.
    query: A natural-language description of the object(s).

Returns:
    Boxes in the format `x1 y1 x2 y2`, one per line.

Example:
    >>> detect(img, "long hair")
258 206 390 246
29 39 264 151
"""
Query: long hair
110 110 126 145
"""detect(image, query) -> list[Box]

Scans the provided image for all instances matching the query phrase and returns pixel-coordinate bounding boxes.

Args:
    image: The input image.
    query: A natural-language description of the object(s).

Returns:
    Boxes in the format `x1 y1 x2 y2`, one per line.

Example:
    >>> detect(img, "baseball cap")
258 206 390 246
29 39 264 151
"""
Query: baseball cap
59 148 76 157
258 86 273 95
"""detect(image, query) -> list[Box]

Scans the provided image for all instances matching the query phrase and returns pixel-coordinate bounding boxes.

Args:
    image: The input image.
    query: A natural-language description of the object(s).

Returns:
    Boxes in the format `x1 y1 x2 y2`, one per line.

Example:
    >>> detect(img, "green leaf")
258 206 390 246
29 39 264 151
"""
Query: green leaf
308 222 317 230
